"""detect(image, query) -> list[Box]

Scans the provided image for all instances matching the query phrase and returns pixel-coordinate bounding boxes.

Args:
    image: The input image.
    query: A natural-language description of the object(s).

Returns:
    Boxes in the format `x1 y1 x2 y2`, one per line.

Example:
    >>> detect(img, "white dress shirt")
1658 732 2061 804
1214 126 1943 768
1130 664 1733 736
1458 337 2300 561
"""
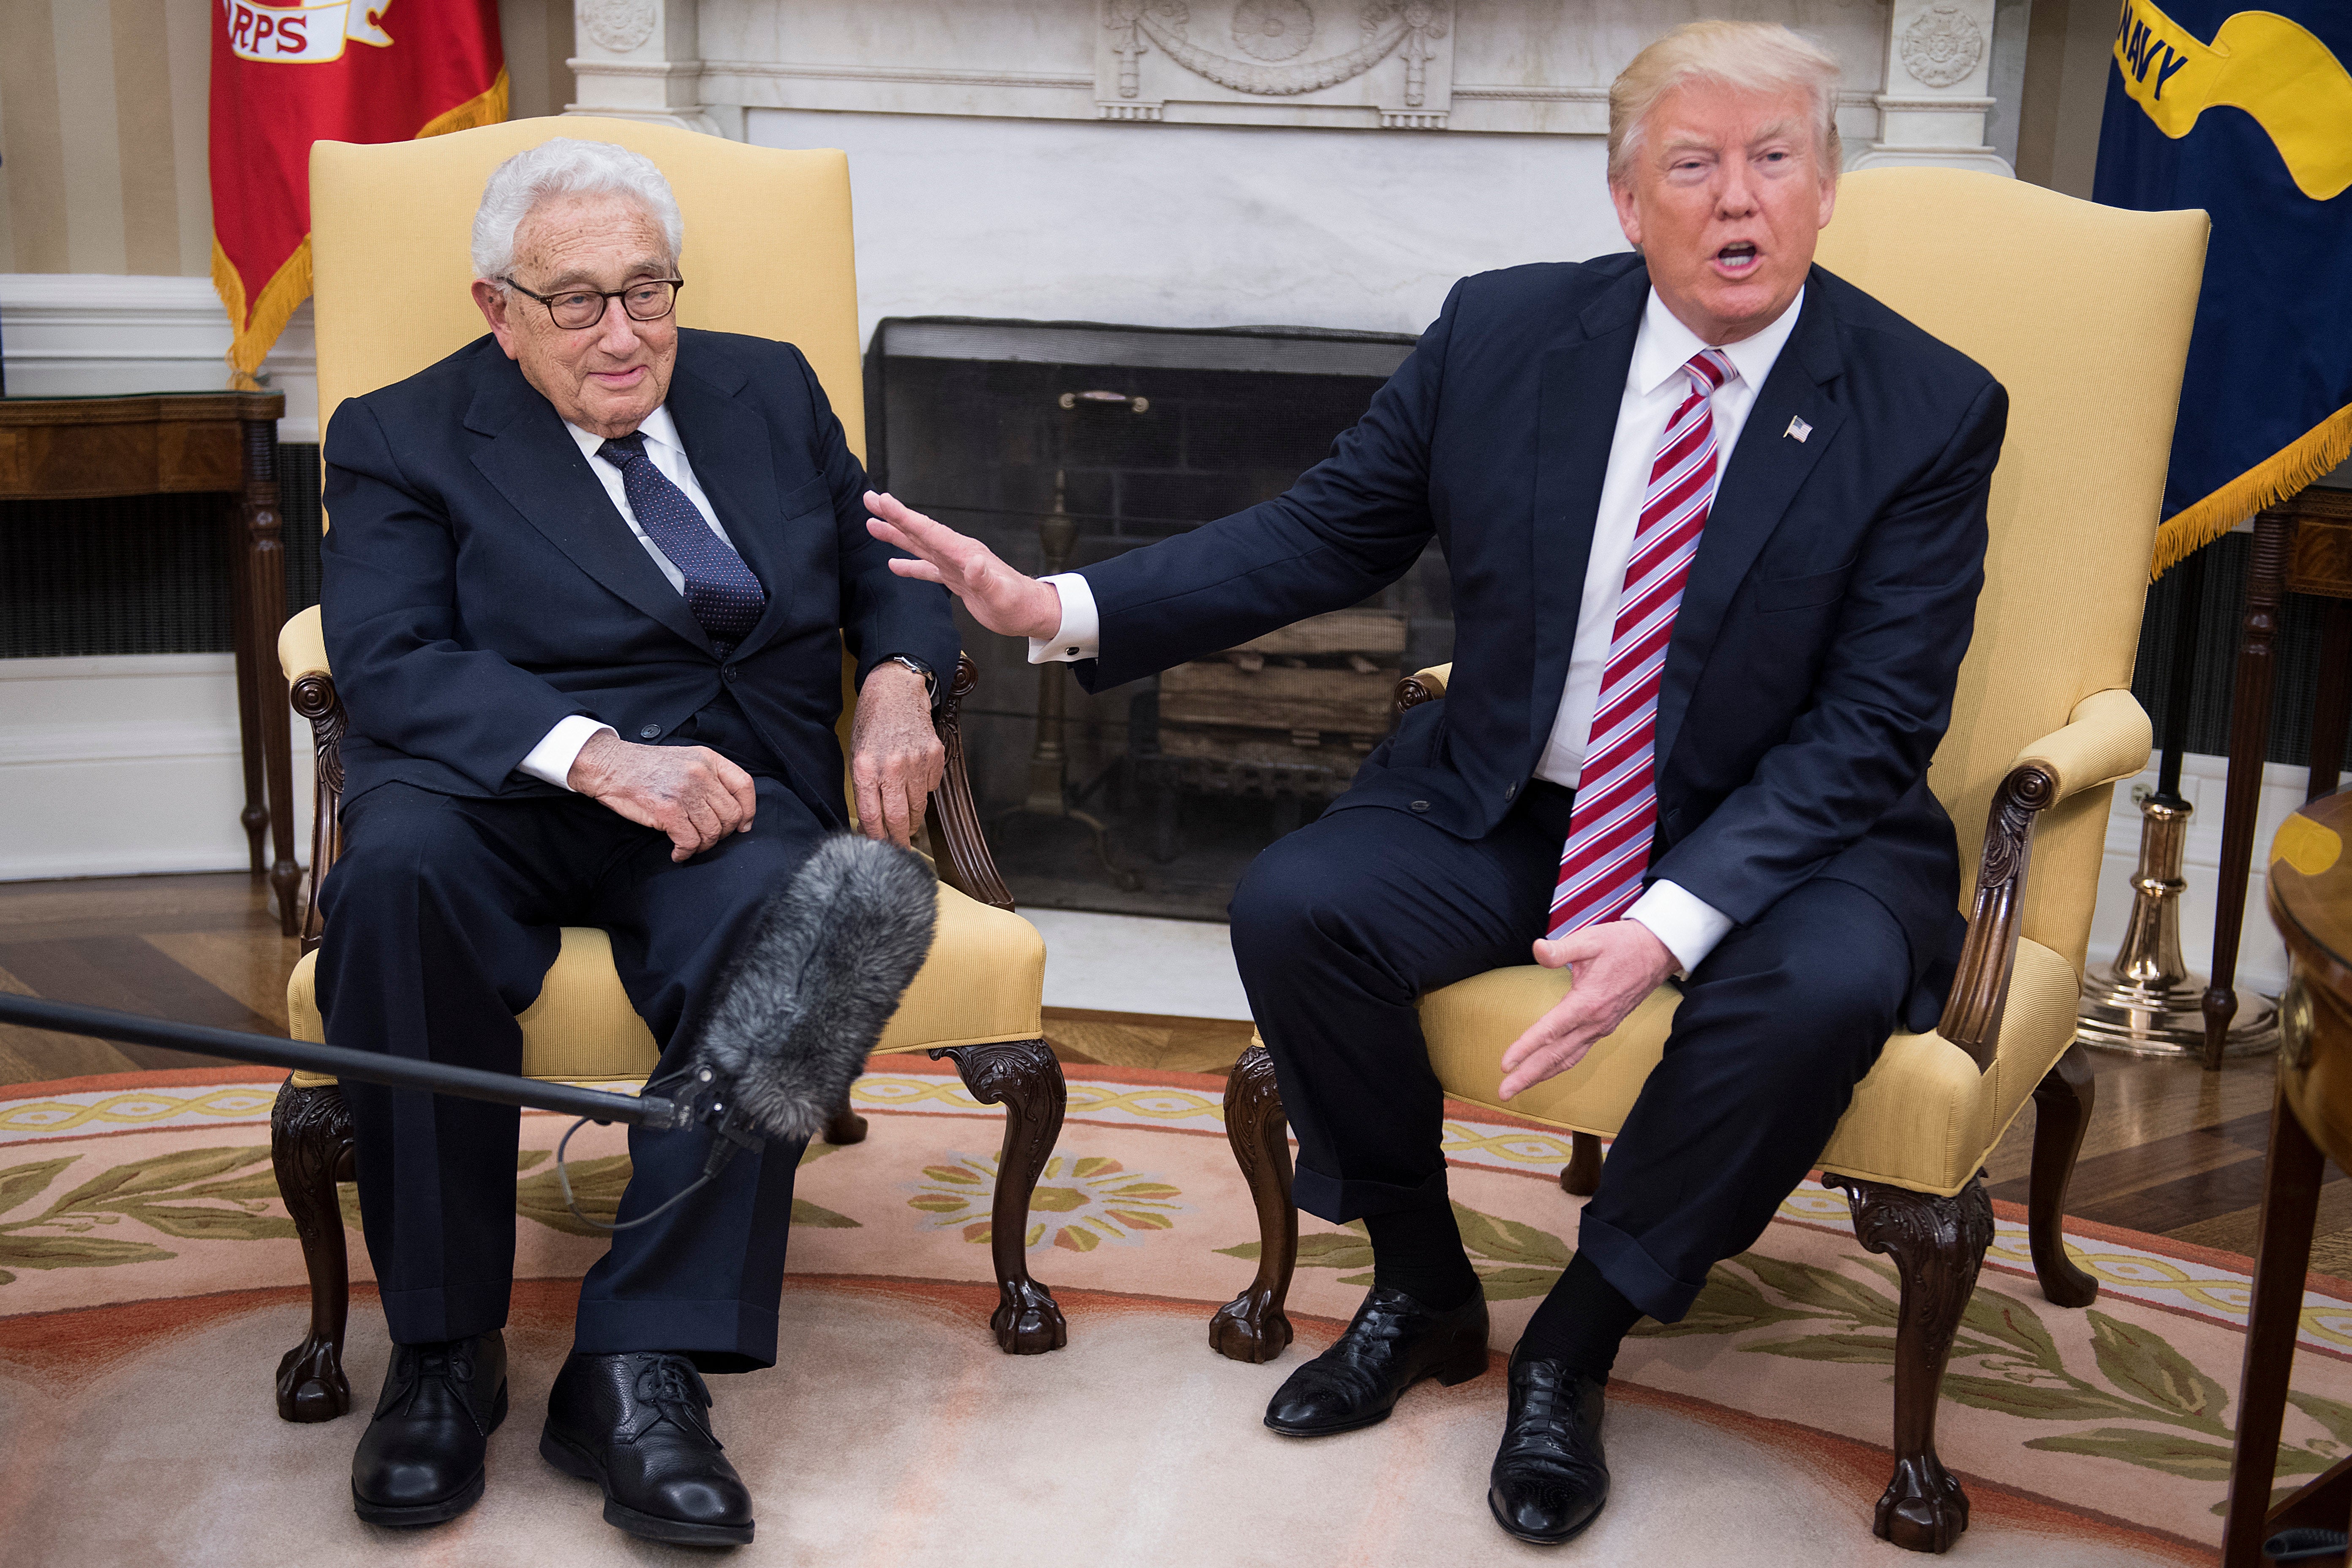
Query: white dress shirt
1029 286 1807 974
517 404 737 789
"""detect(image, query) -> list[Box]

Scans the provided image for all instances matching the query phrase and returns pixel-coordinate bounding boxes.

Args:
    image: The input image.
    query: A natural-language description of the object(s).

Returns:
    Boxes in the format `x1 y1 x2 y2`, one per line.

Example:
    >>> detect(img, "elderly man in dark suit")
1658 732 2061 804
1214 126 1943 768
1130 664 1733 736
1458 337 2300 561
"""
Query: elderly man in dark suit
869 20 2004 1547
318 137 956 1545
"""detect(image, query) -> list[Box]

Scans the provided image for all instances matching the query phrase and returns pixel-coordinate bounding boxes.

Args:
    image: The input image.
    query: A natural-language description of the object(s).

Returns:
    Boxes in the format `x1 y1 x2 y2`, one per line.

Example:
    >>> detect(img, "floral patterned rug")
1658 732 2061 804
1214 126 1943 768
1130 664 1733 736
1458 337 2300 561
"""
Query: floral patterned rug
0 1057 2336 1564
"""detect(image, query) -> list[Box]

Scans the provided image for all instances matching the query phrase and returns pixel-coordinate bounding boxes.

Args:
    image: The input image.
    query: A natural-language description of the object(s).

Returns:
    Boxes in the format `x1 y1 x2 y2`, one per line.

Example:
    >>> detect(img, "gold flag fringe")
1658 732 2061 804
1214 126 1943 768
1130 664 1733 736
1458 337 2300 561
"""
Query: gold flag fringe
208 66 512 380
212 233 312 378
417 66 509 140
2151 401 2352 578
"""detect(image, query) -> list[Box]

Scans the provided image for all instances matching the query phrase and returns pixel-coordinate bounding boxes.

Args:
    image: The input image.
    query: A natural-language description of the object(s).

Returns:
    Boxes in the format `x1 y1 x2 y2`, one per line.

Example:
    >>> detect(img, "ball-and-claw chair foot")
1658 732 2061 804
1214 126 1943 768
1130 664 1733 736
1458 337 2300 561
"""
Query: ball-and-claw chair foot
931 1039 1070 1354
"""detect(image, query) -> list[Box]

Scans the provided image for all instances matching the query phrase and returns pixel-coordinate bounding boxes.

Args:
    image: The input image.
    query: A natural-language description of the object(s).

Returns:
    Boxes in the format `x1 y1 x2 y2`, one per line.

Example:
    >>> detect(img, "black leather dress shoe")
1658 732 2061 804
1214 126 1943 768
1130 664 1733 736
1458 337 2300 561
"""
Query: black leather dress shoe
540 1351 754 1546
1487 1352 1609 1545
351 1331 508 1527
1263 1285 1489 1437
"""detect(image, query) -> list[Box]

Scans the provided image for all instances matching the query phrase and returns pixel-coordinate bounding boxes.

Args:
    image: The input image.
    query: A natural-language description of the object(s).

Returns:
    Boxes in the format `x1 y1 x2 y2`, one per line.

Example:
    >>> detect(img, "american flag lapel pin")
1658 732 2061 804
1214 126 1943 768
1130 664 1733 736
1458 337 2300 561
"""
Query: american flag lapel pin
1786 415 1813 443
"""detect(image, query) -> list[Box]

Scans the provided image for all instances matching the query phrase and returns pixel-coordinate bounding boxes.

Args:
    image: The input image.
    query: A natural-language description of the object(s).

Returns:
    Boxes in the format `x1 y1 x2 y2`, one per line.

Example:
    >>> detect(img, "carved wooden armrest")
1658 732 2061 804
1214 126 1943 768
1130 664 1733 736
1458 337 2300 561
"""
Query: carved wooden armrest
927 653 1015 912
1392 662 1453 721
291 668 348 953
1937 688 2152 1071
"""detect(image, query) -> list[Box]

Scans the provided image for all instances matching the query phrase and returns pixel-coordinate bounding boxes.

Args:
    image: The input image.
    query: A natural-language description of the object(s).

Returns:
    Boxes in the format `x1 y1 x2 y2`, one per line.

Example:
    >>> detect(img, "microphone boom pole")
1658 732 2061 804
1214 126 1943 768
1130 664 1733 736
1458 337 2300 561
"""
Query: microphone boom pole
0 994 696 1130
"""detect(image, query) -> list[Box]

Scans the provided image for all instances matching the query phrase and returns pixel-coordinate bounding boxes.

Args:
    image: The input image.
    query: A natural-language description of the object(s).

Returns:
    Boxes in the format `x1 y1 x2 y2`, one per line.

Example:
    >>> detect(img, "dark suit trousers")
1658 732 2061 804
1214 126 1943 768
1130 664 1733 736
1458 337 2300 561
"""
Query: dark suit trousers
316 700 824 1372
1228 795 1911 1323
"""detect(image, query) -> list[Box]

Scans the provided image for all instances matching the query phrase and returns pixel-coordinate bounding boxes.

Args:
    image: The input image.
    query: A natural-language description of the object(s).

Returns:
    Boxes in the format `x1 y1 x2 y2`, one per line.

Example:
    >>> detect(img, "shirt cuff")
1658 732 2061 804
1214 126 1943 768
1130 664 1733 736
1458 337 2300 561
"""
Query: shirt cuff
1027 573 1100 664
518 715 616 791
1624 880 1734 977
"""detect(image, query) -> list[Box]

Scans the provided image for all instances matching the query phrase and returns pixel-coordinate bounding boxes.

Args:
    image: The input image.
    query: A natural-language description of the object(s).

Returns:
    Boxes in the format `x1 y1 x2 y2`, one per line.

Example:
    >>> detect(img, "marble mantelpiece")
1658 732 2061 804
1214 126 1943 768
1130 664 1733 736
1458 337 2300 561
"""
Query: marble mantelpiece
577 0 2017 175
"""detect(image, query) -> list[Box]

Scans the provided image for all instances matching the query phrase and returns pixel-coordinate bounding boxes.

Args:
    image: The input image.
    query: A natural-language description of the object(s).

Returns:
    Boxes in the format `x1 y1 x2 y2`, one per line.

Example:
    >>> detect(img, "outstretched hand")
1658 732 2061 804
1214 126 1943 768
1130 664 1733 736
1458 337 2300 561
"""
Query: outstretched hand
1495 921 1677 1099
865 491 1064 641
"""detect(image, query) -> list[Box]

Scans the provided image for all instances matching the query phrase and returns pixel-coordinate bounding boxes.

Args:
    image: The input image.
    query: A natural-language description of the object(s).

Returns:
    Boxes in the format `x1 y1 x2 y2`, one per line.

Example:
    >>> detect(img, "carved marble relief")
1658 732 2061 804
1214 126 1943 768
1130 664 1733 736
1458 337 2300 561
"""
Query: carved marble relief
580 0 658 54
1897 1 1986 89
1098 1 1456 128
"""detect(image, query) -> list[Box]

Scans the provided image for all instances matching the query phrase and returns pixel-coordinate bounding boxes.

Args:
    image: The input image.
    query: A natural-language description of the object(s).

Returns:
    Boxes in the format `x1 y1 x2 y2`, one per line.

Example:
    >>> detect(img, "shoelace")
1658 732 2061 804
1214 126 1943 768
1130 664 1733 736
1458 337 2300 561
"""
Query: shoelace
382 1341 483 1428
625 1356 719 1448
1499 1367 1600 1472
413 1344 474 1385
1332 1309 1416 1362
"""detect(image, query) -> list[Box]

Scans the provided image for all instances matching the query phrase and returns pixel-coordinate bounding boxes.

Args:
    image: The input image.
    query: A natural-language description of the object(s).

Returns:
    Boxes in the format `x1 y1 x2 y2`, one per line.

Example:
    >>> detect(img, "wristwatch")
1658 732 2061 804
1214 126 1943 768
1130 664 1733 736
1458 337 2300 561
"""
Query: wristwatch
882 653 939 706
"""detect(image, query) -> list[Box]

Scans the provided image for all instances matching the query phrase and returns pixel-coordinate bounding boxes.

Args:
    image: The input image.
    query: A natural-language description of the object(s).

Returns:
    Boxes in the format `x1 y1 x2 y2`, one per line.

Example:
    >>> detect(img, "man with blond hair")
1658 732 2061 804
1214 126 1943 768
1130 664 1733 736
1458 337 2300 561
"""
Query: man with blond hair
318 138 955 1544
873 20 2003 1544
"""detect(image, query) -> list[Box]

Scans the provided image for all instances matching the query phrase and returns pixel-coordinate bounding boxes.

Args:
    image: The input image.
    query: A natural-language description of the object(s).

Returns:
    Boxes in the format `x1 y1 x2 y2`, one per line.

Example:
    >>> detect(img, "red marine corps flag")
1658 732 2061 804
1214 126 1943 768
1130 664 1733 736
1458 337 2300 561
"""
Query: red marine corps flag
210 0 506 381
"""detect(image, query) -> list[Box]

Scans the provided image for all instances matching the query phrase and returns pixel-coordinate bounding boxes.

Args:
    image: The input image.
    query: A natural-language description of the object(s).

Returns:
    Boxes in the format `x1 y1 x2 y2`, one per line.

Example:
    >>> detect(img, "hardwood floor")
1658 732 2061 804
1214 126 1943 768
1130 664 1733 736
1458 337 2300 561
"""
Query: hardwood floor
0 872 295 1080
0 871 2315 1265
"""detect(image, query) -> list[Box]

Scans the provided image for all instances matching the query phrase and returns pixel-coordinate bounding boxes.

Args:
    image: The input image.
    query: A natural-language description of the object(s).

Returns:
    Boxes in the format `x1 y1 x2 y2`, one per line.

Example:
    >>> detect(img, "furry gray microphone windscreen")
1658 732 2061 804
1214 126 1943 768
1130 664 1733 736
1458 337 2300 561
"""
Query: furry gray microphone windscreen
683 834 938 1144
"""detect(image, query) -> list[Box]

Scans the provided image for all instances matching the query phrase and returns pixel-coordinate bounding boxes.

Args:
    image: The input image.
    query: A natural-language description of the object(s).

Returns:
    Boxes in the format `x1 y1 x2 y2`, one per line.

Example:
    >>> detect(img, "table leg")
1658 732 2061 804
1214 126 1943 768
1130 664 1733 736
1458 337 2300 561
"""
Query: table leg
226 494 267 878
240 416 298 937
2222 1085 2328 1567
2308 599 2352 804
2207 511 2294 1070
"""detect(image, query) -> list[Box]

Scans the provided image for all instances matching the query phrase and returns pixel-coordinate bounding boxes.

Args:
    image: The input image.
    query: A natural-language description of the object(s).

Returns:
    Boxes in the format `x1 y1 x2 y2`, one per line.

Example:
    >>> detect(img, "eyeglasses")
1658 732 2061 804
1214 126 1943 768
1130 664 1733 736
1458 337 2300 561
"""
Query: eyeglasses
500 276 683 330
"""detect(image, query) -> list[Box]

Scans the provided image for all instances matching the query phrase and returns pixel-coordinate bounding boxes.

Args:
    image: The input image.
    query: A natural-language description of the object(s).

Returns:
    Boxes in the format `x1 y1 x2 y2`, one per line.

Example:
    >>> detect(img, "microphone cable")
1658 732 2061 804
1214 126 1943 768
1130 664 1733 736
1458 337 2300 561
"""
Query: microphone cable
552 1066 763 1233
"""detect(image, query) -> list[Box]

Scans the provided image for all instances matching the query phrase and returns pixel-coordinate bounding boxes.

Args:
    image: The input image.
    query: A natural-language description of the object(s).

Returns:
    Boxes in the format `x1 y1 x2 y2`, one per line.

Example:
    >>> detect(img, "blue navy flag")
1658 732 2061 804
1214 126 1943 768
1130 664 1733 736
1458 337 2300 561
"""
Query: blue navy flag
2093 0 2352 572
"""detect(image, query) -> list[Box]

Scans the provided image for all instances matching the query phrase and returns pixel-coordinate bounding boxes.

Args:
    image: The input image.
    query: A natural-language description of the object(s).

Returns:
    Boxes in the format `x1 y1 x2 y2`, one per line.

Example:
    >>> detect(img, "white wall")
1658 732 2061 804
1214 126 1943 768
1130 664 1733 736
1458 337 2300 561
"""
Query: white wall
749 105 1629 345
0 655 314 883
0 274 321 893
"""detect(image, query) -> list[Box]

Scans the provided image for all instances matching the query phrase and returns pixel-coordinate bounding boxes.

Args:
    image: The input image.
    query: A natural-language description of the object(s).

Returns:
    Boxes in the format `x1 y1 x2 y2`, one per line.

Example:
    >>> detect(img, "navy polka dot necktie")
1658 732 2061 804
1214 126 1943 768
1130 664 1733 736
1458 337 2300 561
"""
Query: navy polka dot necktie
597 432 766 654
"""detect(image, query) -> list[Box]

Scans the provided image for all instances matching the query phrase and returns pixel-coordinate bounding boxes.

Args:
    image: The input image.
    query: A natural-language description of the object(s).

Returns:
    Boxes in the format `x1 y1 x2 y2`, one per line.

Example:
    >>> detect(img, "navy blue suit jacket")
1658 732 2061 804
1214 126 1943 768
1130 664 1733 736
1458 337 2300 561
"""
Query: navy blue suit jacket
1077 256 2005 1023
320 329 959 830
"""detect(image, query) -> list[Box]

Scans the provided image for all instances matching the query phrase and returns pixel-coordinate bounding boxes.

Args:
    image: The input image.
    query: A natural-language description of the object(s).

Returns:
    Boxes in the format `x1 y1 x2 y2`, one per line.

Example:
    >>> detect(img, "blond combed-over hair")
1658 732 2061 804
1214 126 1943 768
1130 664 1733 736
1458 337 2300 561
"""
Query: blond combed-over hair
1608 21 1843 185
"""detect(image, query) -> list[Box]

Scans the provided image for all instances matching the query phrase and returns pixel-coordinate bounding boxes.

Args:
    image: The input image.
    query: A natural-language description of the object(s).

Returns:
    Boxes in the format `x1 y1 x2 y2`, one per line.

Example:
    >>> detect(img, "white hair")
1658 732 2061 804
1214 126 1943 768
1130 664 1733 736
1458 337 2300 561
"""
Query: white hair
1609 21 1843 184
469 137 685 281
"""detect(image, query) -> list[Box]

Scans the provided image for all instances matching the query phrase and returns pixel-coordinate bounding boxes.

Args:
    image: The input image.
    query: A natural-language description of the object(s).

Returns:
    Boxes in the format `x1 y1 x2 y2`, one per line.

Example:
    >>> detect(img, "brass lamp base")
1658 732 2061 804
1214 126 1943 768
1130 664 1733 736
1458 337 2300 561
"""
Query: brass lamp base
2075 793 2278 1059
2076 970 2277 1058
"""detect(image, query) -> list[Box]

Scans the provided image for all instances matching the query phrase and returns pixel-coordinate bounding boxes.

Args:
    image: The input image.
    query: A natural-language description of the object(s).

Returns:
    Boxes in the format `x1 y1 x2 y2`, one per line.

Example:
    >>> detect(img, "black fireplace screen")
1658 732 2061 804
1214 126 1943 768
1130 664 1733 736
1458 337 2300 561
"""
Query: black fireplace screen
863 316 1452 919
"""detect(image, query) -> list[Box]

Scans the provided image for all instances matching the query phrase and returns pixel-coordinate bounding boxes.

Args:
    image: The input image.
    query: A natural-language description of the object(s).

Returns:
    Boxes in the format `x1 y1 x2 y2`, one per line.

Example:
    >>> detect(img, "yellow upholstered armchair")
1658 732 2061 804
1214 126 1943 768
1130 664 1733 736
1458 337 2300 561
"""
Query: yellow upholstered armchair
268 118 1062 1427
1208 170 2209 1554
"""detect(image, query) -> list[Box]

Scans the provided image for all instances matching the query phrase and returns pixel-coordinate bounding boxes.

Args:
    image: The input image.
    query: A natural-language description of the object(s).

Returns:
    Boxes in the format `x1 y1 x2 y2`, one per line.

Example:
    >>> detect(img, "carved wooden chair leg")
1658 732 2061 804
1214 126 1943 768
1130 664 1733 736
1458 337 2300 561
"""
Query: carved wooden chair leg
2027 1044 2099 1308
271 1077 357 1422
821 1104 869 1145
932 1039 1068 1354
1211 1043 1298 1362
1831 1173 1994 1554
1558 1131 1603 1197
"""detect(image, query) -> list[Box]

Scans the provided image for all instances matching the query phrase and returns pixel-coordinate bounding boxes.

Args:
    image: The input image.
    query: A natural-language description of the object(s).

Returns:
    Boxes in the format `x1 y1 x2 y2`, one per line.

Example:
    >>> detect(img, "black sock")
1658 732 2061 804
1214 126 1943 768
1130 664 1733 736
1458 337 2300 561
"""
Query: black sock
1364 1203 1482 1311
1516 1252 1644 1381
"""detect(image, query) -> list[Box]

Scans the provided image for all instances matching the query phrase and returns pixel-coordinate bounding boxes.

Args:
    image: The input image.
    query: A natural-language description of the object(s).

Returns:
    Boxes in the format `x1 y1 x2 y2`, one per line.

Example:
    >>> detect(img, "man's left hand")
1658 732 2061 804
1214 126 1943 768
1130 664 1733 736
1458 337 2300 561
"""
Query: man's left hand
1496 921 1678 1099
850 662 945 847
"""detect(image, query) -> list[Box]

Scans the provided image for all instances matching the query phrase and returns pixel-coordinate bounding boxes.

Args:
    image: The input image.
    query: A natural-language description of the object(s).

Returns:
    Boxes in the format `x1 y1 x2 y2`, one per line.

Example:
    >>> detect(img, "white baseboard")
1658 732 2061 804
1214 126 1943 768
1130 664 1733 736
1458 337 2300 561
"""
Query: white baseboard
0 655 314 882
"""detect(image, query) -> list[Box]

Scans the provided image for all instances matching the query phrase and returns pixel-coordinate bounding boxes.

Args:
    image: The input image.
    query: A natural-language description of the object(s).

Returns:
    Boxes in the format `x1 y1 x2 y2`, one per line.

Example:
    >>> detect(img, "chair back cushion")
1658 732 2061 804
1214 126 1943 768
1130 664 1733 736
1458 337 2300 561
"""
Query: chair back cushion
1813 170 2205 966
309 116 863 465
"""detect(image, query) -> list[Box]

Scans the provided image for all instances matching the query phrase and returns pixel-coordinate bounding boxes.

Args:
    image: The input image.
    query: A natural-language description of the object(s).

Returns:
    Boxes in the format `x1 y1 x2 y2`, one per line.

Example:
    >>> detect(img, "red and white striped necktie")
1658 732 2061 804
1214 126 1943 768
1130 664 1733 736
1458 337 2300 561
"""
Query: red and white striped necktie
1549 348 1736 941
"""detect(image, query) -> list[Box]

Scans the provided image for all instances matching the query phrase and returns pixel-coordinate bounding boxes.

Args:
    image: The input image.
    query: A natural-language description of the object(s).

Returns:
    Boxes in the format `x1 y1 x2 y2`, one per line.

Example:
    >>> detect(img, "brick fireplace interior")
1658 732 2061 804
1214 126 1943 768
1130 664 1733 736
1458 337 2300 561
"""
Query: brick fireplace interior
864 316 1454 919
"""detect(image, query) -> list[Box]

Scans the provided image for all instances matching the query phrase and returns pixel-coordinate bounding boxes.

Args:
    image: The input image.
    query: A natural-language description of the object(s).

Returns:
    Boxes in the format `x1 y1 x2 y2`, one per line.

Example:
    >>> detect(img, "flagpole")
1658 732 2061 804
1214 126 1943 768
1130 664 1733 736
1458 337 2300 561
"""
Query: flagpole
2078 547 2278 1058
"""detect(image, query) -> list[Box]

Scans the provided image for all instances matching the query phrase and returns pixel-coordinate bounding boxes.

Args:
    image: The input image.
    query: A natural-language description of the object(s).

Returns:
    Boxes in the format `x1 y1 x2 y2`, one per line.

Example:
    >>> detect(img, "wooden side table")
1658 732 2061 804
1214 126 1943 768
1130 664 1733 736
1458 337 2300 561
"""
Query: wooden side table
2221 788 2352 1565
2206 486 2352 1068
0 392 298 934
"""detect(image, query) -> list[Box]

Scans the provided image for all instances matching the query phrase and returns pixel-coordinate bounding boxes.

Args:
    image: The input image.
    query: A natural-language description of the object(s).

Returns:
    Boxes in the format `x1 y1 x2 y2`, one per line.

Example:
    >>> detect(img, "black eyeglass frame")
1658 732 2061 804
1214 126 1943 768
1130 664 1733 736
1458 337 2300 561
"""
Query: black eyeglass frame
499 275 686 330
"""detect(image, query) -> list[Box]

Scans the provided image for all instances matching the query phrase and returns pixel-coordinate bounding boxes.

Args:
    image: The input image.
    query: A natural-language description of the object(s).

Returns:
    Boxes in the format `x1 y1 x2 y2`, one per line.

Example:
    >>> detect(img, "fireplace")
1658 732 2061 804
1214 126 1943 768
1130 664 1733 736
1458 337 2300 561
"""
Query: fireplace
864 316 1452 917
